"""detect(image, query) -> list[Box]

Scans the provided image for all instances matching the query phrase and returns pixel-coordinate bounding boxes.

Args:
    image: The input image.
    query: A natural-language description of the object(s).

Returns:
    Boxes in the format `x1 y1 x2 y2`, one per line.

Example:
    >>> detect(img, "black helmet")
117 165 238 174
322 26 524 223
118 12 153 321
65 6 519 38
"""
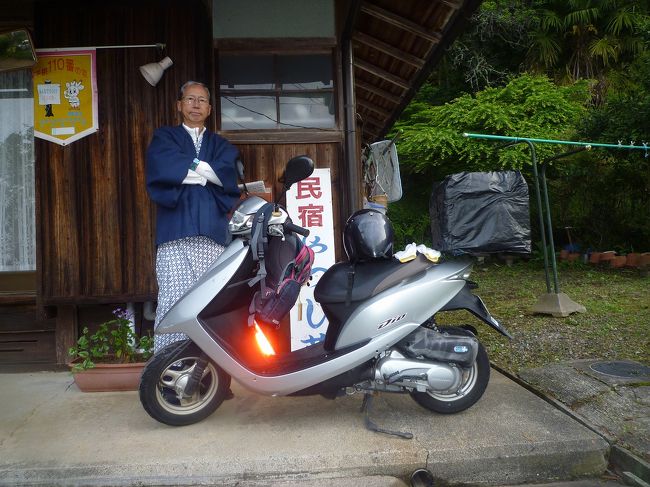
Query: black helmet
343 209 395 262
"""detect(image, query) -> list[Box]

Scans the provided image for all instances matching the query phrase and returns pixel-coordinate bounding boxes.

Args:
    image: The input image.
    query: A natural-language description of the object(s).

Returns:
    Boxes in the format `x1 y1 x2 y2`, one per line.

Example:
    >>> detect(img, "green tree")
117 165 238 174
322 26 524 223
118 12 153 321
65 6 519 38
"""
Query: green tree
423 0 537 100
527 0 647 86
549 50 650 250
394 74 590 176
388 74 591 248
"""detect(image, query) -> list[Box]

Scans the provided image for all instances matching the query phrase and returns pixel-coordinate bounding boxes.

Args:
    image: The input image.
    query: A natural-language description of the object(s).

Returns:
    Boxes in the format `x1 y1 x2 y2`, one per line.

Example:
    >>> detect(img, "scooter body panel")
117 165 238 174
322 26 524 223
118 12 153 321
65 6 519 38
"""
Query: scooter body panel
156 239 249 334
334 262 468 349
173 316 420 396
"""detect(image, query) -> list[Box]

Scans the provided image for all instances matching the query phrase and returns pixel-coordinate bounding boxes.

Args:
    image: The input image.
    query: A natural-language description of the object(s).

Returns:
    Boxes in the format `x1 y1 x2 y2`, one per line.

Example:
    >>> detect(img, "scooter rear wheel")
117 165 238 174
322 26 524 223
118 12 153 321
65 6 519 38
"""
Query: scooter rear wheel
409 342 490 414
139 340 231 426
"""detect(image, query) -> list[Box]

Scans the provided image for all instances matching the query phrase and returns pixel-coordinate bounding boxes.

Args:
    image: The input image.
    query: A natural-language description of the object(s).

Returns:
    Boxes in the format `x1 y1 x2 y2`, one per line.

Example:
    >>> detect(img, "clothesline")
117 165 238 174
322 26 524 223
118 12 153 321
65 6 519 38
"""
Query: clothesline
463 132 648 155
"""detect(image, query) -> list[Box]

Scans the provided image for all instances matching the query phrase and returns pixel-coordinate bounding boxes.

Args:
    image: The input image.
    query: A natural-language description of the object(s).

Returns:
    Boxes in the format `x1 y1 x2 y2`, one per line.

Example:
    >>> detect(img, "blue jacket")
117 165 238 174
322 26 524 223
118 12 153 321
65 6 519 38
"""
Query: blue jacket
146 125 241 246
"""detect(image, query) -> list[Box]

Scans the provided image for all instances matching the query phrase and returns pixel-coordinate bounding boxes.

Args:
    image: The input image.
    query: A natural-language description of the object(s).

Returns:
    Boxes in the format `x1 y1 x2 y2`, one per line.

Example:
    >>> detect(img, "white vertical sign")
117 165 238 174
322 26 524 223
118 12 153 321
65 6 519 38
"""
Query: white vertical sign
286 168 336 351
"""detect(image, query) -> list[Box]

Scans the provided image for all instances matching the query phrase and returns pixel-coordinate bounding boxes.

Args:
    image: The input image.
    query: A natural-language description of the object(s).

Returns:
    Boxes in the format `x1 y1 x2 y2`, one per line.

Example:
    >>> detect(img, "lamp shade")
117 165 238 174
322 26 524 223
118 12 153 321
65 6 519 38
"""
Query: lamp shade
139 56 173 86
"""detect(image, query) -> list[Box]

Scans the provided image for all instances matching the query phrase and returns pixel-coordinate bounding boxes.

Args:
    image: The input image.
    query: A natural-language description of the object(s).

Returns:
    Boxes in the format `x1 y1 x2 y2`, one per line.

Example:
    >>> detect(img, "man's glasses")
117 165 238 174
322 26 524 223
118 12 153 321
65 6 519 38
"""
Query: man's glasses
181 96 210 105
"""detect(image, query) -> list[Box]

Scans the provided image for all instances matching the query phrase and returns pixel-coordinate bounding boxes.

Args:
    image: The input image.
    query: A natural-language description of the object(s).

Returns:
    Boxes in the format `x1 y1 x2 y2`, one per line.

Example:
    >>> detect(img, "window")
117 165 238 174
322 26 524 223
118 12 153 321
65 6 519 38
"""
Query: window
0 69 35 272
219 54 335 130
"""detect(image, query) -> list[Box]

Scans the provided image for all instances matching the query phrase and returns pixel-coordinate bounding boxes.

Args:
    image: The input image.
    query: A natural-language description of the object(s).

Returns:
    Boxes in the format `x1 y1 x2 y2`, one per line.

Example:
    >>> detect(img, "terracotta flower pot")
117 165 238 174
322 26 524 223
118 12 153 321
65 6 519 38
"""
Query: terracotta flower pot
599 251 616 263
567 253 580 262
638 253 650 268
609 256 627 268
588 252 601 264
625 253 641 267
71 362 146 392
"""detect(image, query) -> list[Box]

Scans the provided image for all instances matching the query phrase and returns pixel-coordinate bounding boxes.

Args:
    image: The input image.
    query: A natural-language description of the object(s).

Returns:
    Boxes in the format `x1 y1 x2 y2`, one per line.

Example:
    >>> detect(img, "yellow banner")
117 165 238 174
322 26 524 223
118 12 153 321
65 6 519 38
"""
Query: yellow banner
33 49 98 145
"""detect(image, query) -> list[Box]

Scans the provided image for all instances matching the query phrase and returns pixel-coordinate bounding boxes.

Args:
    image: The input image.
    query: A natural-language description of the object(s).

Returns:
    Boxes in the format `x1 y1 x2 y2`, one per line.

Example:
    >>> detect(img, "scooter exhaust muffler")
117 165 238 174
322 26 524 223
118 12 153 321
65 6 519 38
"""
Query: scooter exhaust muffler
374 351 463 393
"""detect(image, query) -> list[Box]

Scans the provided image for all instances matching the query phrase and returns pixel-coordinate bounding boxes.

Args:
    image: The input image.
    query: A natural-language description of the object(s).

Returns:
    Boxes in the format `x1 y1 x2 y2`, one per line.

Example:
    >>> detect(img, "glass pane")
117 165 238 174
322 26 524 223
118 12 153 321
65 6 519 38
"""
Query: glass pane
0 29 37 72
221 95 277 130
279 93 335 128
0 70 35 272
279 55 333 90
219 55 274 90
213 0 335 39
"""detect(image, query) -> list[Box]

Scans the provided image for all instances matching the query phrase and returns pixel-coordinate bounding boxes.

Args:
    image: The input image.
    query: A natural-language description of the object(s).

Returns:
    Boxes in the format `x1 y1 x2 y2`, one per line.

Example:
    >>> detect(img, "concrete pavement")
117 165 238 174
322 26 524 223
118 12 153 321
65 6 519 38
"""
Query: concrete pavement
0 368 610 486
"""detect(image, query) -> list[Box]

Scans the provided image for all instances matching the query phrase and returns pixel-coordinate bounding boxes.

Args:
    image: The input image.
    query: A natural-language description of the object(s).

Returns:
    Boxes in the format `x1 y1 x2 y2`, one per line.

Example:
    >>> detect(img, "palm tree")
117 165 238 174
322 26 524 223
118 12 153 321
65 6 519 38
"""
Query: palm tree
528 0 646 83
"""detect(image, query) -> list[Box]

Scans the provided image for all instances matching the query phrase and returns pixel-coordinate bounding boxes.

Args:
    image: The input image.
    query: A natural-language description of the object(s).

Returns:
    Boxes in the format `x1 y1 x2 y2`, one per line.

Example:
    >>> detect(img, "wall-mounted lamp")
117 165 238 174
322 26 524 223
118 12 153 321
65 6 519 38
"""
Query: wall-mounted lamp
40 43 171 86
139 56 174 86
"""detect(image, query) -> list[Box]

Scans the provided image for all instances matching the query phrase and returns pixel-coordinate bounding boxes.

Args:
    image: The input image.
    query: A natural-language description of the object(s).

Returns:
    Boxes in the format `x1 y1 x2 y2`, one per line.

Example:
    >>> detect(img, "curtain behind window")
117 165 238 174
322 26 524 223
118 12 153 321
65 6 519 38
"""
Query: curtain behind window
0 70 35 272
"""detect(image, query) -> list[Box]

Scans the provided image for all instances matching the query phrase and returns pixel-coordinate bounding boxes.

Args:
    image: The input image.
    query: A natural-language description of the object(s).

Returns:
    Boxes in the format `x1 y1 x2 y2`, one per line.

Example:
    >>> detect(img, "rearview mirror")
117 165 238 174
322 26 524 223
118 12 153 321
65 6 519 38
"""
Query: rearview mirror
281 155 314 190
0 29 37 72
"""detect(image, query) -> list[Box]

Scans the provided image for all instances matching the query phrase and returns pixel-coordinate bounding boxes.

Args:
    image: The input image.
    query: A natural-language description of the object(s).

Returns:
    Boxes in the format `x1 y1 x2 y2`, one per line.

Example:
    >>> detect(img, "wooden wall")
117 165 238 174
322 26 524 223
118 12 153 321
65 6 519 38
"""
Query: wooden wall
237 141 346 257
34 0 214 303
33 0 350 305
0 300 56 368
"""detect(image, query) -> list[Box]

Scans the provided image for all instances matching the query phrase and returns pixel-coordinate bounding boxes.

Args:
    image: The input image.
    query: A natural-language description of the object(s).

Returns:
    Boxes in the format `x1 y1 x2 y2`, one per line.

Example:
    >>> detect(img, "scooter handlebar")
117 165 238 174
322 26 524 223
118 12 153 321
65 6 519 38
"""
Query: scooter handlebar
284 220 310 237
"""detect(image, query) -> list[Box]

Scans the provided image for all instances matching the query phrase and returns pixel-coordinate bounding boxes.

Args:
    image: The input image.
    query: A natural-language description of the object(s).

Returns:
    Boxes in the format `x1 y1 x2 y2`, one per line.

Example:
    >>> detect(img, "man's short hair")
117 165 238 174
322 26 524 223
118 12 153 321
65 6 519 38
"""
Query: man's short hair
178 81 210 101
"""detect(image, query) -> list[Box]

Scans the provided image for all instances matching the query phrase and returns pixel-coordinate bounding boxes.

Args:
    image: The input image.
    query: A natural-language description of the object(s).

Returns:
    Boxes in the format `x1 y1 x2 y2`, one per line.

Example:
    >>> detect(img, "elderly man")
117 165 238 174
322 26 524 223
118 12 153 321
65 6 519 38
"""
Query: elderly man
146 80 240 352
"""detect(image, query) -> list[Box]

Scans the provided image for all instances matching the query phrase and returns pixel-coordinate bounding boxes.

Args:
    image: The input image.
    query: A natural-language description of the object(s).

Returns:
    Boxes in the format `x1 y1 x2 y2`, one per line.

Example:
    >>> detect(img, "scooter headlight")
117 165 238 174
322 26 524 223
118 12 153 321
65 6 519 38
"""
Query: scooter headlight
228 209 254 234
228 195 267 234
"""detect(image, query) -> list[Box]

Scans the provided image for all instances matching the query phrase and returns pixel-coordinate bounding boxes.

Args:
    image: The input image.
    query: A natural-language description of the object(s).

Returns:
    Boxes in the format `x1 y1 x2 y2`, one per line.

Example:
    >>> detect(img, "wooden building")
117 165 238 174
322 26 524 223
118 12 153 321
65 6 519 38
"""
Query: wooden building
0 0 480 368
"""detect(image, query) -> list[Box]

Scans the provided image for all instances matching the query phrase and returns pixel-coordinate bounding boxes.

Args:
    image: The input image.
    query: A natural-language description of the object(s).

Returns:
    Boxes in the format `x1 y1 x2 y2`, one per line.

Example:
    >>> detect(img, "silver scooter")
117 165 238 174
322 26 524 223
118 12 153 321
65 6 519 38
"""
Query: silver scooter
139 155 512 427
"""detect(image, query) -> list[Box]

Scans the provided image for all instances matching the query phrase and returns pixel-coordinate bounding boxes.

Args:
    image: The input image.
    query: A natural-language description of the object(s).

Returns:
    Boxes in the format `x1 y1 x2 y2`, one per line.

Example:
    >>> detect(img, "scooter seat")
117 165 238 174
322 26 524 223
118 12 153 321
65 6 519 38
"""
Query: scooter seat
314 254 434 304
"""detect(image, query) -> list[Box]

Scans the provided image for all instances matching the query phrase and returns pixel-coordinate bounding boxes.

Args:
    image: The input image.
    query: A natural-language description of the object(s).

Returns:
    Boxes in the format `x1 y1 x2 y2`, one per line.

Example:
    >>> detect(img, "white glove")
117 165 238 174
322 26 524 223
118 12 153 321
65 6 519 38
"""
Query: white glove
194 160 223 187
182 169 207 186
393 243 441 263
416 244 441 262
394 242 418 263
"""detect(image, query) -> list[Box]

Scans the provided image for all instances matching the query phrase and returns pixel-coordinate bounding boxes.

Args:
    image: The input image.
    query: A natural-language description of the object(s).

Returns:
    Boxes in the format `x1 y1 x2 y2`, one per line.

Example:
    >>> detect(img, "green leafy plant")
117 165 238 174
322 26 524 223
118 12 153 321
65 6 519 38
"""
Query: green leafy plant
393 74 591 177
68 308 153 372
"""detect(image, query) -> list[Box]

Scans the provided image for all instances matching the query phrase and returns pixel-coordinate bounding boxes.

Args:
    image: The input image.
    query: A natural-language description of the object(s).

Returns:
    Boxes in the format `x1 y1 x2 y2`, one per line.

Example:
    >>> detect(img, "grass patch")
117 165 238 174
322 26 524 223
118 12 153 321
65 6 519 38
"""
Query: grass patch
435 259 650 375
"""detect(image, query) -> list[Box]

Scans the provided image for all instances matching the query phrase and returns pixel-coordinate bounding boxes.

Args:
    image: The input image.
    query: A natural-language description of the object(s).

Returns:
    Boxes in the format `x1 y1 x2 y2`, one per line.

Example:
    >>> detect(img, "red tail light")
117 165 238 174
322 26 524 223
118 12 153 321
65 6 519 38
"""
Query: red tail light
254 321 276 356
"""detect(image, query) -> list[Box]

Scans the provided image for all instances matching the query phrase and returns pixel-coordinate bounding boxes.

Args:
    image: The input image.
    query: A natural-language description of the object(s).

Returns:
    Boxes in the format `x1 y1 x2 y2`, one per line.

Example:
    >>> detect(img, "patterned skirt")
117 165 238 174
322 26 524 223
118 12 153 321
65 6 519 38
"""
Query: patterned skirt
154 235 225 352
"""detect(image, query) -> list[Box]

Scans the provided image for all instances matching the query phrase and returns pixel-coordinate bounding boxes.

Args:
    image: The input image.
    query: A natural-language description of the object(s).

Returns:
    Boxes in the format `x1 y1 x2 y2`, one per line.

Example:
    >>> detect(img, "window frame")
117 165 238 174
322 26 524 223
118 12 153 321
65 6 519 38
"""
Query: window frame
0 68 36 288
216 46 339 133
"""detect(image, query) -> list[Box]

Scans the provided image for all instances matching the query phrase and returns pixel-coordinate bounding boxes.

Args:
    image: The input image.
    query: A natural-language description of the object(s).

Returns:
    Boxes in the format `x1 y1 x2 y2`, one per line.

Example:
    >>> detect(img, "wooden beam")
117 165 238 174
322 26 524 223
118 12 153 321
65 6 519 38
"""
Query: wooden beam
363 129 380 142
353 31 426 69
355 79 402 105
355 59 411 90
362 127 382 142
357 98 391 118
360 3 442 44
440 0 464 10
360 112 387 131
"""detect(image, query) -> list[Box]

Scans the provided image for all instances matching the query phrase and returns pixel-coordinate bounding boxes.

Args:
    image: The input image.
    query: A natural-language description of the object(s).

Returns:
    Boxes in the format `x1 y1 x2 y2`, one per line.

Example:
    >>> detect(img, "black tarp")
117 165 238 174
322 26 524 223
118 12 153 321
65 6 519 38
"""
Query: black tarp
429 171 531 255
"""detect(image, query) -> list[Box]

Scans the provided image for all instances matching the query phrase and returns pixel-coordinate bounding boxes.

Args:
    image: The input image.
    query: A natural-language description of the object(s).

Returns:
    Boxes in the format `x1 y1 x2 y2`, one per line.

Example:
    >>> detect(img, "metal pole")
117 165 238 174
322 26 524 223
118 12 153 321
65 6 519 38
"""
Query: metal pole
464 133 648 152
498 140 552 293
539 163 560 293
525 141 553 293
343 38 360 213
37 44 165 52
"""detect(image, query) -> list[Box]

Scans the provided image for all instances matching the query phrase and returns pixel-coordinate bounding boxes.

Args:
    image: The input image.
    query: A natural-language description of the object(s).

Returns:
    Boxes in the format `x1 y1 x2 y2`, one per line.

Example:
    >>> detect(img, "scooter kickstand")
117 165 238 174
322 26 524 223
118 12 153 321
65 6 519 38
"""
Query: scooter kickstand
361 393 413 439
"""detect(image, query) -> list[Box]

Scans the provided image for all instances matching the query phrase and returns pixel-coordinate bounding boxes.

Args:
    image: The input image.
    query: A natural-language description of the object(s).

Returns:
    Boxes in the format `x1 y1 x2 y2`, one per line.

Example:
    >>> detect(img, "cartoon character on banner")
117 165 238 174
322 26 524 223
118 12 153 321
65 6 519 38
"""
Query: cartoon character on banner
64 80 84 108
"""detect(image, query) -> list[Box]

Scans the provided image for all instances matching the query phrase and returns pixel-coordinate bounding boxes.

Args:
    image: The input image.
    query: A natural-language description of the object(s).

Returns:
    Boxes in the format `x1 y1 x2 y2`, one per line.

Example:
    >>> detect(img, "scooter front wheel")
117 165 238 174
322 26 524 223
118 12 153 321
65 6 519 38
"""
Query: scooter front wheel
409 342 490 414
139 340 231 426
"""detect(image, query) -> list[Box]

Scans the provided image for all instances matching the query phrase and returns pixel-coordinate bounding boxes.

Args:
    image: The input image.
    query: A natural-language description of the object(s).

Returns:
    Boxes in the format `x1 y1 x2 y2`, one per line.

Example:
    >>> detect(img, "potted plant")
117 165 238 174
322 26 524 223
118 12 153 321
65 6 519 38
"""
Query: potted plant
68 307 153 392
